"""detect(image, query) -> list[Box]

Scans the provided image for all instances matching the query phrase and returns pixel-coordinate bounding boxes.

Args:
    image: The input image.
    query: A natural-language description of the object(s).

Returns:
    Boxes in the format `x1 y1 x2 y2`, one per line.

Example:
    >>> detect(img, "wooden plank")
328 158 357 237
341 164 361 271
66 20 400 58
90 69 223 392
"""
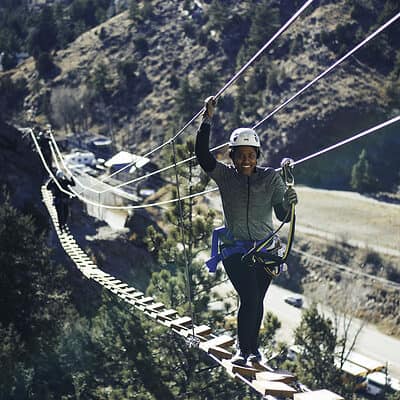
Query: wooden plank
199 335 235 351
180 325 212 338
156 309 178 321
119 287 136 294
255 370 296 384
252 380 297 397
194 325 212 337
221 360 259 378
167 316 192 329
137 296 154 304
199 335 235 360
146 302 165 311
125 291 144 300
293 390 344 400
208 346 232 360
115 283 129 289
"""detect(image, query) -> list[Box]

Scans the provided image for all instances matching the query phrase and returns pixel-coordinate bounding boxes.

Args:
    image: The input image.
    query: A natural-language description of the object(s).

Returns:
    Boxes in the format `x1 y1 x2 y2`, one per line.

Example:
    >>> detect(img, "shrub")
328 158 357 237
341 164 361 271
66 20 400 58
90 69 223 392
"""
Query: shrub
134 35 149 56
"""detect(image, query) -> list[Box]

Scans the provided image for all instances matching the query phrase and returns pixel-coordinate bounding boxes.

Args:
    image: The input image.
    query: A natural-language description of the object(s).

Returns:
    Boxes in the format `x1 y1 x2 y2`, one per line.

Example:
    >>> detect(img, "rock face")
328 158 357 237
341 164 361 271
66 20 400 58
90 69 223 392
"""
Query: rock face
0 122 45 211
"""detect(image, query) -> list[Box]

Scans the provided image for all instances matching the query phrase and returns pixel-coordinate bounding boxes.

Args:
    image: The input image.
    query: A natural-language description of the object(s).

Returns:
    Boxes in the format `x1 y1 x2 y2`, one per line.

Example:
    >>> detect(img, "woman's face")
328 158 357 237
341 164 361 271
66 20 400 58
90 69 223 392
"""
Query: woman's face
232 146 258 176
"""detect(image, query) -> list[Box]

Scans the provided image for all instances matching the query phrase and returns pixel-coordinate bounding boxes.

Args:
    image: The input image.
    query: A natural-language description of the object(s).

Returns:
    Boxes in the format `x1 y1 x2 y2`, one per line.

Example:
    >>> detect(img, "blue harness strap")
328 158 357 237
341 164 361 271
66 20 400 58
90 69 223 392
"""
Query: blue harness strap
205 226 276 273
205 226 230 272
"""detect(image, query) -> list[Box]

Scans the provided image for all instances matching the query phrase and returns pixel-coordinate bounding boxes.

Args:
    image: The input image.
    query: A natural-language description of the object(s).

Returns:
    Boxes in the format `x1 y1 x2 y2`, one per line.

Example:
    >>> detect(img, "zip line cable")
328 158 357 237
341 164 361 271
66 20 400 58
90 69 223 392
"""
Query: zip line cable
252 10 400 130
60 9 400 197
45 137 218 209
33 115 400 210
35 124 400 289
96 0 315 184
291 115 400 167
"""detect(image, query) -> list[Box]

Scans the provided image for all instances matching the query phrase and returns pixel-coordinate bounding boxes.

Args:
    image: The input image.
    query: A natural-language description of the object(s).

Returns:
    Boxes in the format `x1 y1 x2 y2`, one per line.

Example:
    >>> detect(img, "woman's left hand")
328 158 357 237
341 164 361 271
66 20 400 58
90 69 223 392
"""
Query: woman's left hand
284 187 298 206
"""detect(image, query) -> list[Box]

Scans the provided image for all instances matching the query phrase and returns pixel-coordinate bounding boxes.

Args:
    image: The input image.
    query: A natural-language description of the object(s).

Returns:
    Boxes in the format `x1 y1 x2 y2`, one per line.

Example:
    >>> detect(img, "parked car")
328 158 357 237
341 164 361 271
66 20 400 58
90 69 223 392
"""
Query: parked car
366 372 391 396
284 295 303 308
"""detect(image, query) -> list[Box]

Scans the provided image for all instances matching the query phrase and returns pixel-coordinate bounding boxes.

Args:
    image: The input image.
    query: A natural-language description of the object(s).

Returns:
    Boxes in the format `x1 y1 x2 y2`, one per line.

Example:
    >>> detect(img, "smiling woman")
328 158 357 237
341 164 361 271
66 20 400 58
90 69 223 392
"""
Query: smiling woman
195 96 298 366
228 128 260 176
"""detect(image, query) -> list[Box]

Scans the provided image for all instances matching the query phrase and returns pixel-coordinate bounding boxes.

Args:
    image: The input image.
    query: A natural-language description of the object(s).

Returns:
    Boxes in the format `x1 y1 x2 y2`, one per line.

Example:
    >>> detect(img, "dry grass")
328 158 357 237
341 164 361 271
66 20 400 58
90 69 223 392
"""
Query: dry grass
295 186 400 255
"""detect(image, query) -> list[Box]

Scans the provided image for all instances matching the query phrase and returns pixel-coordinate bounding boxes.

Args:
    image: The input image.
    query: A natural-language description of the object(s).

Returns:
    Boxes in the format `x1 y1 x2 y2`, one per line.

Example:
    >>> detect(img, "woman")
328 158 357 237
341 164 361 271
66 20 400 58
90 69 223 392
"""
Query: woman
195 97 297 366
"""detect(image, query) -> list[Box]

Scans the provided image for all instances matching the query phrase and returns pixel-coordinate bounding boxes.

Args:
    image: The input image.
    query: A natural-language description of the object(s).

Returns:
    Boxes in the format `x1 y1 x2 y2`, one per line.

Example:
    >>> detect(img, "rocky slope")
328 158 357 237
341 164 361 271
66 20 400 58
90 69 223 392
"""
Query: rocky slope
9 0 395 171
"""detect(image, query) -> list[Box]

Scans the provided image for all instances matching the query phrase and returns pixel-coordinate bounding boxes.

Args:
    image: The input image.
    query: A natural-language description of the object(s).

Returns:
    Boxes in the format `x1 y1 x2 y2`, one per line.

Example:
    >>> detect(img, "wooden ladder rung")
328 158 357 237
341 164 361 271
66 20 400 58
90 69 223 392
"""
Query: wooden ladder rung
180 325 212 339
199 335 235 360
146 302 165 311
137 296 154 304
255 371 296 384
221 360 259 378
252 380 297 397
199 335 235 351
167 316 192 329
208 346 232 360
156 309 178 321
126 291 144 299
293 389 344 400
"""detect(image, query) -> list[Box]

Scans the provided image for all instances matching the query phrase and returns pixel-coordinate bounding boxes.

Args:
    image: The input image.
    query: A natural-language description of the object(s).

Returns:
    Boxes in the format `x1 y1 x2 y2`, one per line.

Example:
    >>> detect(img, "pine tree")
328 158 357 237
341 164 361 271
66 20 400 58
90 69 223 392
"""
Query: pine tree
293 305 343 393
245 0 279 56
350 149 376 193
0 189 70 398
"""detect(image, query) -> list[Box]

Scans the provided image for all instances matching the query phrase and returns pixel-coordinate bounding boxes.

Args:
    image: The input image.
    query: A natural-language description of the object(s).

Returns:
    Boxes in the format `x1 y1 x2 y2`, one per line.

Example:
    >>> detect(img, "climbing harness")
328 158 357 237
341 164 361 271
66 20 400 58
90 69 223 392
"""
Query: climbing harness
241 158 296 278
205 159 296 279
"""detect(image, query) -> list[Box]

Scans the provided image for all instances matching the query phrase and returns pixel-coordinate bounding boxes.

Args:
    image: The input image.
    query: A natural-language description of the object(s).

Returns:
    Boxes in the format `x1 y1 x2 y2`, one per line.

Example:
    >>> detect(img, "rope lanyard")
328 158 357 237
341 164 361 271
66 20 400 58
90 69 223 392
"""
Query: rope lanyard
171 140 197 343
241 160 296 269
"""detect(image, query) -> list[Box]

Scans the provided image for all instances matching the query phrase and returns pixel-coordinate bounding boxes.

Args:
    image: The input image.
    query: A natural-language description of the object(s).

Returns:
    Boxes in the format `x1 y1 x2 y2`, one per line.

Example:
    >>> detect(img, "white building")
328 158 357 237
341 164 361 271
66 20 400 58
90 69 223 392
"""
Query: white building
64 151 96 170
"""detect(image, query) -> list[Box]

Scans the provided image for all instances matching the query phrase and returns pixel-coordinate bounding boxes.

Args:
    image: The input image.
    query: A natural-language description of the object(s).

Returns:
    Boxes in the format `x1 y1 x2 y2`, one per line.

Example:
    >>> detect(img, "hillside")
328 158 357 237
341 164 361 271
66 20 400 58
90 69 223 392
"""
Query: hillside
2 0 399 192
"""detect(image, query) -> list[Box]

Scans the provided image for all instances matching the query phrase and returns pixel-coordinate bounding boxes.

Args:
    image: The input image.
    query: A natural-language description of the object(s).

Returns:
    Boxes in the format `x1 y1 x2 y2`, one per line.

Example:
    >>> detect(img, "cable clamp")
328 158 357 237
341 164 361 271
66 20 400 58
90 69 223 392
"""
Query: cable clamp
186 334 201 348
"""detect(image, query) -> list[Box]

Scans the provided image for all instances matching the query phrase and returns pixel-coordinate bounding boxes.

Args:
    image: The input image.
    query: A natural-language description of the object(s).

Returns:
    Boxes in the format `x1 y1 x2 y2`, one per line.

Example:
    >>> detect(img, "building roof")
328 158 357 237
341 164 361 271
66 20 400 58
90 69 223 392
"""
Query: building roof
104 151 150 172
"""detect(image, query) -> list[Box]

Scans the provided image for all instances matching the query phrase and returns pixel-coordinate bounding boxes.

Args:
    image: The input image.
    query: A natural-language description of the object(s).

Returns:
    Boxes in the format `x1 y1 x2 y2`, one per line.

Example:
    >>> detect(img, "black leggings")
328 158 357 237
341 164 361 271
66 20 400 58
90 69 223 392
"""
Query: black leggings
223 253 272 354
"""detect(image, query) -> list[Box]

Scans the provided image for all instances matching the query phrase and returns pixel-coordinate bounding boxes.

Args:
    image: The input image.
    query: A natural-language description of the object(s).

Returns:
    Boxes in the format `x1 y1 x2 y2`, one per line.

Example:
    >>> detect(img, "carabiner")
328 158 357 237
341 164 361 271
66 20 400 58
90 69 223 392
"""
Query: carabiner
280 158 294 187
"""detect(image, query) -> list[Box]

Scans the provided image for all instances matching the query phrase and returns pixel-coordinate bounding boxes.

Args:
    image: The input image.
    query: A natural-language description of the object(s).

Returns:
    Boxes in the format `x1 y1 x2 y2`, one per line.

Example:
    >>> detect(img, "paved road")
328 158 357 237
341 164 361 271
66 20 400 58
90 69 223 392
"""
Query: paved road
212 281 400 379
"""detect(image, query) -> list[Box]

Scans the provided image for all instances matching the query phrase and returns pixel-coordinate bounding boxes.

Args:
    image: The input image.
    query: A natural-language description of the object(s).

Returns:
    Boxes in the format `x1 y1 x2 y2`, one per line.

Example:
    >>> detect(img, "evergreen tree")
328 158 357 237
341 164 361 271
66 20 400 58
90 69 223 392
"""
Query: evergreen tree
293 305 345 395
245 0 279 56
28 6 58 58
350 149 376 193
89 61 111 101
0 189 70 398
0 76 27 120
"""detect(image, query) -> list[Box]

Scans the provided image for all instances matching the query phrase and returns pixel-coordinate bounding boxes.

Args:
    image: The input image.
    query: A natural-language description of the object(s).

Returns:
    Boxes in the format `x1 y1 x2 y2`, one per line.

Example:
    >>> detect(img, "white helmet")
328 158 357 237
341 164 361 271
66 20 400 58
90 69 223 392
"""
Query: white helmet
229 128 260 148
56 169 65 179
